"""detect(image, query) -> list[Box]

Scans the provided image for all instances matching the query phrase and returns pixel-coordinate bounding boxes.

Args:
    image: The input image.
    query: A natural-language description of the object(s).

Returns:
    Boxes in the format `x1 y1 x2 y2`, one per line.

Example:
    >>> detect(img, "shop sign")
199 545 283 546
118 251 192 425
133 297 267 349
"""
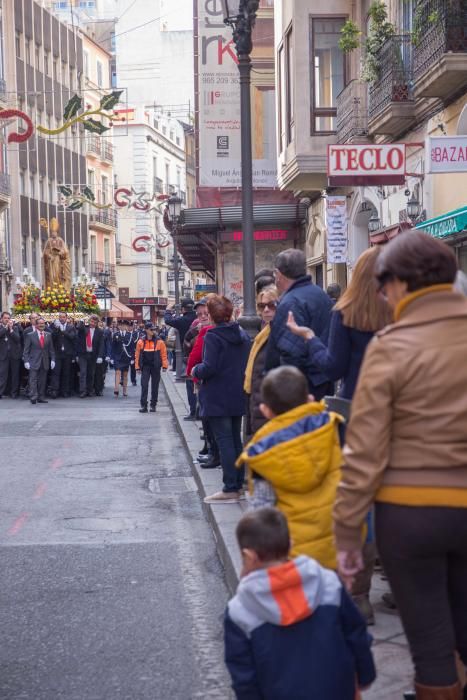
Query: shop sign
128 297 167 306
426 136 467 174
415 206 467 239
326 196 348 264
327 144 406 186
94 284 115 300
219 230 292 242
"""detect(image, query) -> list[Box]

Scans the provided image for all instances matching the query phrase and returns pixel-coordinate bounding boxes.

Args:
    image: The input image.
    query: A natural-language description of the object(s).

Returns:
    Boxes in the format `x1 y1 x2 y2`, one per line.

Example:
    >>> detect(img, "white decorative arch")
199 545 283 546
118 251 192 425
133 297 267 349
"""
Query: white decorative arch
348 187 379 267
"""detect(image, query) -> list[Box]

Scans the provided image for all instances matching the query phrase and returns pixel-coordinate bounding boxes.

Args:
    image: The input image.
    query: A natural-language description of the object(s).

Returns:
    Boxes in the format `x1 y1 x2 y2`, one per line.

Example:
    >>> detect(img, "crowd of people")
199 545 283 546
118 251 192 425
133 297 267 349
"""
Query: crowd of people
0 311 170 408
174 239 467 700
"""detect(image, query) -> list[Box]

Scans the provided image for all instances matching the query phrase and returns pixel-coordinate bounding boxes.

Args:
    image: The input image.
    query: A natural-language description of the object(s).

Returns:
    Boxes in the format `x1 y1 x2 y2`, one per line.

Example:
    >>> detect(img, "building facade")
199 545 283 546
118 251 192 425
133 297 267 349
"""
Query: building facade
0 1 11 310
4 0 87 306
275 0 467 286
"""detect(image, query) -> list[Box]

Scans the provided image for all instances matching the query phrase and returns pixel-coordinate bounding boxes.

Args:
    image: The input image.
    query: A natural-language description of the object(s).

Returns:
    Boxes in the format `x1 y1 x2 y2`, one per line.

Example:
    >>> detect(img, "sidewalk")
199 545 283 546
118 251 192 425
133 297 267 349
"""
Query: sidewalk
162 372 414 699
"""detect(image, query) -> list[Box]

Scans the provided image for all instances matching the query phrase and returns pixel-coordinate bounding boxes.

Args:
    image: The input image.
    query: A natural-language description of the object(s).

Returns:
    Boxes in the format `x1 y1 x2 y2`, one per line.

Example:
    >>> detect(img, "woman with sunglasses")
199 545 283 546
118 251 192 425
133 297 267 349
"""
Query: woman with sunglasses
334 232 467 700
243 285 279 440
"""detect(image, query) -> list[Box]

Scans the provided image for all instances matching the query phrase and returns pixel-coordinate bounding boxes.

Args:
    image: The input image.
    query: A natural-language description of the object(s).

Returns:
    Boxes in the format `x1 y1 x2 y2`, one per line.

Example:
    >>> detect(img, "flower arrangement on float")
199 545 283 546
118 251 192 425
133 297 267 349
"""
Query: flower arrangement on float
12 282 100 322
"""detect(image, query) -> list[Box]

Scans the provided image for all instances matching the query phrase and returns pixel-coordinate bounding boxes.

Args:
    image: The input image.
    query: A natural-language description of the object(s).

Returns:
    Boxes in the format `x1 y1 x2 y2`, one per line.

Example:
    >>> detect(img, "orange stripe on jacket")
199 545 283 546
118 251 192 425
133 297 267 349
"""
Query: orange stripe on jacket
135 338 168 370
268 561 312 626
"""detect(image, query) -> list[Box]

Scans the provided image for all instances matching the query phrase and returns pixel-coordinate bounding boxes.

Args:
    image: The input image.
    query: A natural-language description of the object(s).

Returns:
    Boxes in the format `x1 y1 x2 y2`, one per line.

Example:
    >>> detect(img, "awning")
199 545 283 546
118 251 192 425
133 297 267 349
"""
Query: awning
110 300 134 318
370 222 412 244
415 206 467 239
180 203 308 230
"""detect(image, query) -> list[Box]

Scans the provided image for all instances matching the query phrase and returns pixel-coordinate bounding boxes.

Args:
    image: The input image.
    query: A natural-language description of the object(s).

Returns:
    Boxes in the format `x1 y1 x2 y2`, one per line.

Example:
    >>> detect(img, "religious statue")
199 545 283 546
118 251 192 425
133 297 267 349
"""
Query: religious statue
41 217 72 291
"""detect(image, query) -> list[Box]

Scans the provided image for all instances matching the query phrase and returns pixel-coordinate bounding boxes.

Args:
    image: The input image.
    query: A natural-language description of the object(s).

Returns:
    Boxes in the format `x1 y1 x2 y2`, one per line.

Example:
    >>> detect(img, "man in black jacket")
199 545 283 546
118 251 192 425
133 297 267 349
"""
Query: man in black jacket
164 298 197 419
0 311 22 399
48 312 77 398
76 315 105 398
23 316 56 404
265 249 333 400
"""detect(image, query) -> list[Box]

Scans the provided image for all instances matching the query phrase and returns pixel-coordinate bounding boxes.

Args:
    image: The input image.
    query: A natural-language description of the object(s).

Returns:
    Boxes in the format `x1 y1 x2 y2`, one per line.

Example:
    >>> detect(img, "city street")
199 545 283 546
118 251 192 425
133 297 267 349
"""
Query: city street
0 385 232 700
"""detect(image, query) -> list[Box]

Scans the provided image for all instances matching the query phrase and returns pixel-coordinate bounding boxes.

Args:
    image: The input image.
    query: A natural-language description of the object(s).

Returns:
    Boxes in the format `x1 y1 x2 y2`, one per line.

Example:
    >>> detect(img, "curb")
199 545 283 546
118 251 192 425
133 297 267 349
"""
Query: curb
161 372 243 594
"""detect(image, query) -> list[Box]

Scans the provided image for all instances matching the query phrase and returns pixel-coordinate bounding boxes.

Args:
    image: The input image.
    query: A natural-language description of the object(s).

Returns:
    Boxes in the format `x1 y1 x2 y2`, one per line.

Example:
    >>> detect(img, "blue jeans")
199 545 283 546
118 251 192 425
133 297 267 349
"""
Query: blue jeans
209 416 244 493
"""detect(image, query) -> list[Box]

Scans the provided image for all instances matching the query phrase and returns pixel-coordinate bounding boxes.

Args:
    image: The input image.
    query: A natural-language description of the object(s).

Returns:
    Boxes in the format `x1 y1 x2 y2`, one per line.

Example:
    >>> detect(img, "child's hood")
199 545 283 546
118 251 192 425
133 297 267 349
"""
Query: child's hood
227 556 342 638
237 403 342 492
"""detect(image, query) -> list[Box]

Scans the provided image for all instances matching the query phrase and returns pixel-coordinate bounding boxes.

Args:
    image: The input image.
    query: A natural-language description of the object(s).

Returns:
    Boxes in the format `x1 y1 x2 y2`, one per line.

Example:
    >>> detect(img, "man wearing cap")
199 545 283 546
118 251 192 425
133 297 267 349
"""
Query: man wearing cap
135 322 168 413
164 298 197 419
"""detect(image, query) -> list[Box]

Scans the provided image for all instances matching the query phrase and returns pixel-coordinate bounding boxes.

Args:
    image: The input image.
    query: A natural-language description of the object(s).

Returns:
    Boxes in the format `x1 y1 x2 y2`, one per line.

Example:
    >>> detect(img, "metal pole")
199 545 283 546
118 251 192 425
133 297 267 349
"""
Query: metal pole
173 224 183 381
237 53 257 337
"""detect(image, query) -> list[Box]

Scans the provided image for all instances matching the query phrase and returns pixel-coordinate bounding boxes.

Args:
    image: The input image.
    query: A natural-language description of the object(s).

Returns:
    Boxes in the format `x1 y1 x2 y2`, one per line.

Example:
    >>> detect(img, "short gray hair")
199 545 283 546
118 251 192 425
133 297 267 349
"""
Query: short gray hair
275 249 306 280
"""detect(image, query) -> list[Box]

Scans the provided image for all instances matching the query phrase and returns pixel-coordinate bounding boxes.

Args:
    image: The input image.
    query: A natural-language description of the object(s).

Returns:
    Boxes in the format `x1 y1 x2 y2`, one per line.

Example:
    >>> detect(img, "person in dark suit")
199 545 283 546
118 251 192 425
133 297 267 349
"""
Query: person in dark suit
76 314 105 398
48 312 77 398
23 316 56 404
0 311 22 399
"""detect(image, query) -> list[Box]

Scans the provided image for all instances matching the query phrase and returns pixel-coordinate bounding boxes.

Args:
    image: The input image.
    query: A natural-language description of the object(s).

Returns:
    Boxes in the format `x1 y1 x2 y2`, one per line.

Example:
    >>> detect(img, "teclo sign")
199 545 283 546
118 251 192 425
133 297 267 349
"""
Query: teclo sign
327 144 406 186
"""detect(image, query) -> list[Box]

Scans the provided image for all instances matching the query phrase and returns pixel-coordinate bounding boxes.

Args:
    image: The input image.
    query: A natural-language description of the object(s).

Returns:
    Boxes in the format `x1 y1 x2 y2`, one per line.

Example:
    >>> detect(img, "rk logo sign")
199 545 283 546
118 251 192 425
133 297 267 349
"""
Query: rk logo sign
327 144 406 186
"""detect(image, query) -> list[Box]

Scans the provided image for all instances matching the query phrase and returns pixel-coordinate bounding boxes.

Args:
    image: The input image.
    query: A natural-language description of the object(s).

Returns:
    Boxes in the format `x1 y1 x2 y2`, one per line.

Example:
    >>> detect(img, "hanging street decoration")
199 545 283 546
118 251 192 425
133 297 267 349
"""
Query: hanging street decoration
0 90 123 144
57 185 112 211
57 185 169 215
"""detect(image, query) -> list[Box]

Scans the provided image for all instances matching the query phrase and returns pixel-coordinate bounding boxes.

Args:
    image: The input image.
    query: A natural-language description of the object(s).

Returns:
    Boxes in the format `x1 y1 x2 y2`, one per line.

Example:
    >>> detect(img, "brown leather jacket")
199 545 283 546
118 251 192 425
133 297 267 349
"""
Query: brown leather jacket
334 285 467 550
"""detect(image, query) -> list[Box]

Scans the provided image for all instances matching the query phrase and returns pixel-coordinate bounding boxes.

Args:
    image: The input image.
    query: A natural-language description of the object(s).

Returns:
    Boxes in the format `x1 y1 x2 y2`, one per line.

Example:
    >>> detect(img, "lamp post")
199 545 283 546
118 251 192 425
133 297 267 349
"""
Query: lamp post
98 269 110 325
223 0 260 337
368 211 381 235
167 195 184 381
406 192 422 225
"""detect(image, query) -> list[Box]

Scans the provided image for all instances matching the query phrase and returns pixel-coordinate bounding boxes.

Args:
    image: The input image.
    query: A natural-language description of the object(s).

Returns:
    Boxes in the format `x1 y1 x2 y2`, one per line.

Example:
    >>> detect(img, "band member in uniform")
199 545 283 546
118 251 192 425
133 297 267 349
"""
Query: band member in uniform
135 322 168 412
111 319 133 398
0 311 22 399
49 312 77 398
130 320 141 386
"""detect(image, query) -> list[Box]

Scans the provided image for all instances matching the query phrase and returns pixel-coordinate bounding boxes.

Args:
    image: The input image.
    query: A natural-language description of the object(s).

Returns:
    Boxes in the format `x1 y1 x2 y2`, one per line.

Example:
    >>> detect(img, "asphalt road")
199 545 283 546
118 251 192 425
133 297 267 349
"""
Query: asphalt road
0 381 232 700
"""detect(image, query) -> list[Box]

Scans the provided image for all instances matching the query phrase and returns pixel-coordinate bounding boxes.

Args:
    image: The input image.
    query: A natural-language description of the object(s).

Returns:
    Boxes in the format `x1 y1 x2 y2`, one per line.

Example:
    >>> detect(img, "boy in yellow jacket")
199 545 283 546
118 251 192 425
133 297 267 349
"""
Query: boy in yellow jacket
237 366 342 570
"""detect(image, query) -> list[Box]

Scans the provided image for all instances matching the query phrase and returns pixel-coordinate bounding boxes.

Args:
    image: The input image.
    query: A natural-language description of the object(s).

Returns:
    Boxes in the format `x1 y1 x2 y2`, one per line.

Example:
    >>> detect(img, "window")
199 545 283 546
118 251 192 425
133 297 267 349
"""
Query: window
101 175 108 204
285 28 294 144
111 71 117 88
53 58 58 81
90 235 96 264
311 17 346 133
19 170 25 195
74 246 79 277
87 169 95 189
83 51 89 79
44 52 49 76
96 60 103 87
157 270 162 291
103 238 110 264
31 238 37 279
15 32 21 58
48 179 53 203
39 177 45 201
110 31 116 51
176 167 181 193
176 136 180 146
35 45 40 70
29 174 35 198
169 130 174 141
153 156 157 179
21 237 28 270
277 44 285 152
165 163 170 192
25 40 31 65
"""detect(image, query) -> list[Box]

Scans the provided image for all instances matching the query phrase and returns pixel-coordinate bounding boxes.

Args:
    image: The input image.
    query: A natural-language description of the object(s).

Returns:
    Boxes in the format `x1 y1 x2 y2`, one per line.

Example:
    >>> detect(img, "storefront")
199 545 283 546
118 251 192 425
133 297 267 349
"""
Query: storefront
127 296 168 324
415 206 467 273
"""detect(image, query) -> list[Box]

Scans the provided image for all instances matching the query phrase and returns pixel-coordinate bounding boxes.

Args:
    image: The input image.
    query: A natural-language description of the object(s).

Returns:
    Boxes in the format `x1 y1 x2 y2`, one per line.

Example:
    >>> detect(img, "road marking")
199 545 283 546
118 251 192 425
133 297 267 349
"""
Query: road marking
33 482 47 500
7 513 29 536
50 457 63 471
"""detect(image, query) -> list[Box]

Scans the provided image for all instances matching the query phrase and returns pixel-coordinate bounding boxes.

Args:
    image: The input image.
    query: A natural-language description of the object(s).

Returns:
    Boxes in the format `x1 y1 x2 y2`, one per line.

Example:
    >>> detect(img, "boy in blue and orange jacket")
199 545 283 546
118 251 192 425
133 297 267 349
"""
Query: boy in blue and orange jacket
224 507 376 700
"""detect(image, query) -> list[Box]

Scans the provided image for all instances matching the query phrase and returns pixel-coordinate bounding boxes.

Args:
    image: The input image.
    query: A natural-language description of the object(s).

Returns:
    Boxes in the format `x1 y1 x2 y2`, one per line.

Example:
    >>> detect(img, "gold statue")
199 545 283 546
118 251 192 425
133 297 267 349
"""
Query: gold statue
41 217 72 290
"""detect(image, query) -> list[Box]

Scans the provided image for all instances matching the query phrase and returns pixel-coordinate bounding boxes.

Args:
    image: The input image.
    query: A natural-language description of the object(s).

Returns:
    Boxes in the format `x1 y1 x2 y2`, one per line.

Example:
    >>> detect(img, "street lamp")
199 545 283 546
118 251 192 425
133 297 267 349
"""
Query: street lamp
98 269 111 325
167 194 184 380
406 192 422 224
368 211 381 234
223 0 260 337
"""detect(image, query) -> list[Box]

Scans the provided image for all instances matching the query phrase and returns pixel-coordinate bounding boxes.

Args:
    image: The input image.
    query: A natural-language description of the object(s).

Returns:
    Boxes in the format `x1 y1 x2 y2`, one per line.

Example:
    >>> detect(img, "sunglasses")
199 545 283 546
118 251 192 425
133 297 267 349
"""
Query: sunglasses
257 301 277 311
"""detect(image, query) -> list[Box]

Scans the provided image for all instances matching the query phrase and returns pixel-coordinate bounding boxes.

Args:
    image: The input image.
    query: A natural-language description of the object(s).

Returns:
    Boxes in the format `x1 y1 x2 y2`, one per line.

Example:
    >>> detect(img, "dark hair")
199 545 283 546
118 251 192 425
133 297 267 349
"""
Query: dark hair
261 366 309 415
255 268 274 281
236 507 290 561
275 249 306 280
181 298 194 310
375 231 457 293
1 311 10 319
326 282 341 301
255 275 276 295
207 294 234 324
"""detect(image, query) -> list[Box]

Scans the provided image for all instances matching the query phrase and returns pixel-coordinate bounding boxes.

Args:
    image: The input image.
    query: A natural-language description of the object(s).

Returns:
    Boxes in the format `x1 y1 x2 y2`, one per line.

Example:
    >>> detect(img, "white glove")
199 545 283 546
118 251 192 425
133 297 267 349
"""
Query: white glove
105 356 110 362
24 362 30 370
50 361 55 370
130 360 135 365
75 356 79 363
96 357 103 364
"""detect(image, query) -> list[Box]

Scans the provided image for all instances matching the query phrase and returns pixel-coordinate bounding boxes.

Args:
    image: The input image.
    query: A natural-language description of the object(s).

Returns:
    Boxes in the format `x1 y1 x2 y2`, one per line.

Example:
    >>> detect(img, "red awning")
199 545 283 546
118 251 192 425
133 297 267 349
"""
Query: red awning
370 222 412 244
110 300 134 319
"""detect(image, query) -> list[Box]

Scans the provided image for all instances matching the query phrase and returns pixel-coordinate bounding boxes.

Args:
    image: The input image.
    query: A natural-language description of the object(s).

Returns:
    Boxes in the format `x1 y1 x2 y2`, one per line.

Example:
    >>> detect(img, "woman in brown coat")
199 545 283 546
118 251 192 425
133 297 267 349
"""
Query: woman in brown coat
334 232 467 700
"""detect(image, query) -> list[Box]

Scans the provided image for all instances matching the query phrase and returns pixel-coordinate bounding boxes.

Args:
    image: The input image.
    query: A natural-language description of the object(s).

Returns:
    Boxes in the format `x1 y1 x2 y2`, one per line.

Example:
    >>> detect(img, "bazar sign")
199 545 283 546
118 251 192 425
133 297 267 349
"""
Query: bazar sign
327 144 406 186
426 136 467 174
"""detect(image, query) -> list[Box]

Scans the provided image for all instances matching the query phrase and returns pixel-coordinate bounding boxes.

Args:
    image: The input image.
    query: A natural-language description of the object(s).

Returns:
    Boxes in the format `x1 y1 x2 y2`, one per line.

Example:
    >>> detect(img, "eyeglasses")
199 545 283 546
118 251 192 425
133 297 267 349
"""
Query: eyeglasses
257 301 277 311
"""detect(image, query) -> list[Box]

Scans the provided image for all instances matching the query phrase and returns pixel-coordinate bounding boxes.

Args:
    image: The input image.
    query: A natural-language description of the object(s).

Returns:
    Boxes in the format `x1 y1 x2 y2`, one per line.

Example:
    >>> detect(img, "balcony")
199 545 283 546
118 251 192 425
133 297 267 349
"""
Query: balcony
336 80 369 144
414 0 467 98
87 136 102 157
90 261 116 284
89 209 117 230
368 35 415 137
102 141 113 163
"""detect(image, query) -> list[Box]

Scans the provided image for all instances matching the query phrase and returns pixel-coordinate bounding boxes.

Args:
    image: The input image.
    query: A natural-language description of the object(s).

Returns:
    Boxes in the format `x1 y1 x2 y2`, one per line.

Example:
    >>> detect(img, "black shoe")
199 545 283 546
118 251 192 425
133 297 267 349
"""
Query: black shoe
38 399 48 404
95 392 103 397
49 393 57 399
199 445 209 456
139 406 148 413
79 393 87 398
150 406 156 412
30 399 37 405
403 693 415 700
183 414 196 421
132 382 137 387
200 457 221 469
11 394 18 399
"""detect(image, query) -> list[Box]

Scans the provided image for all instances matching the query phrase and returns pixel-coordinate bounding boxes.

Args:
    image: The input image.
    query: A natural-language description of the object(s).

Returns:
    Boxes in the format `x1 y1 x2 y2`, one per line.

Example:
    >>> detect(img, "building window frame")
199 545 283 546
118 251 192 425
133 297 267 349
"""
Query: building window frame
309 15 347 136
285 24 294 145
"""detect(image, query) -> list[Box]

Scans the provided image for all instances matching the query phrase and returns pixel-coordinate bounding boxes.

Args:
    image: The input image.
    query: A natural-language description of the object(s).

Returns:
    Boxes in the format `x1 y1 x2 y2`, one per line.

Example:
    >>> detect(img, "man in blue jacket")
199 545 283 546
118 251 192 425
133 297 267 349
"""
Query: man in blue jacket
265 248 333 399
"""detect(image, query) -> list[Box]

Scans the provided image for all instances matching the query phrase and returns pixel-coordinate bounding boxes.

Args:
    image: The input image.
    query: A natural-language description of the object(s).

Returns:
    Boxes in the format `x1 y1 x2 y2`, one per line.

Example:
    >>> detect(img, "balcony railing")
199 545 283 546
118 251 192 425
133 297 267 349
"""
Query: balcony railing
369 35 415 135
87 136 101 156
90 261 116 283
89 209 117 229
414 0 467 97
102 141 113 162
0 172 11 197
336 80 369 144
